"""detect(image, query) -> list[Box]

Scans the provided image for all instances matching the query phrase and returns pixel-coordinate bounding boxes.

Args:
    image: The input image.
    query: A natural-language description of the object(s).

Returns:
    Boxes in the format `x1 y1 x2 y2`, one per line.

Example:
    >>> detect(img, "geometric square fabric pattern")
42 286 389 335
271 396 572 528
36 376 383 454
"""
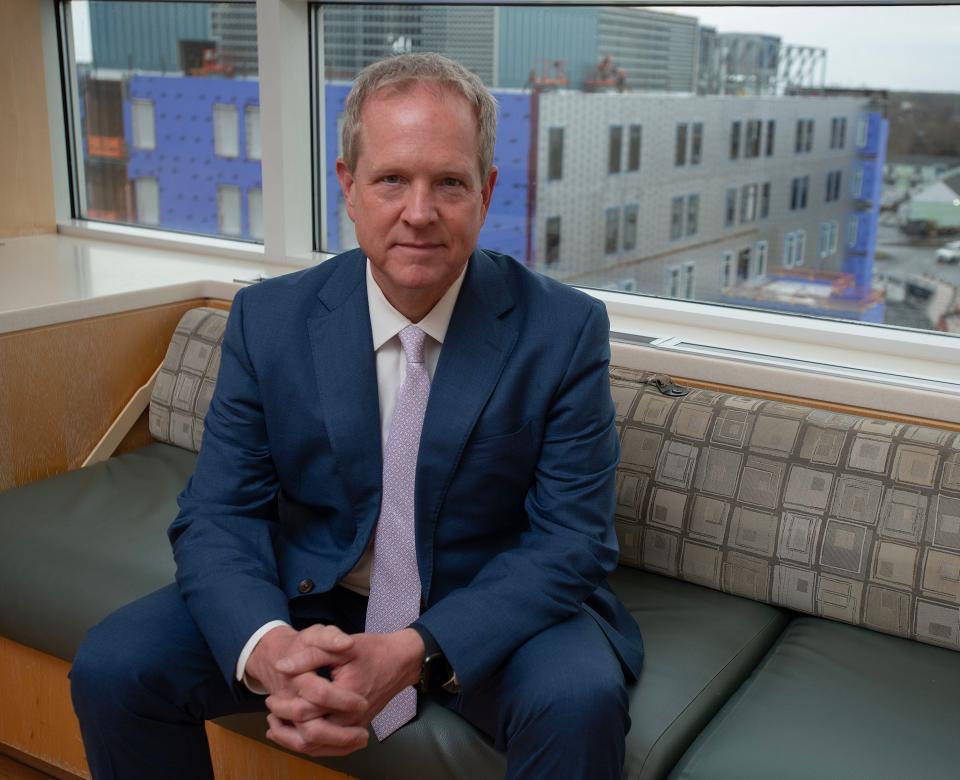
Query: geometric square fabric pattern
610 366 960 654
149 307 227 453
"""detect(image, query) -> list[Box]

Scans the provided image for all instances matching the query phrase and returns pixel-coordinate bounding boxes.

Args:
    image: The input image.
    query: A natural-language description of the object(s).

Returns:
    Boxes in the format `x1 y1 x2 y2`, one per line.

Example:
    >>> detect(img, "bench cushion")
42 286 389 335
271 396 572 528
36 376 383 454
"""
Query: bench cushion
0 442 195 661
219 569 788 780
669 616 960 780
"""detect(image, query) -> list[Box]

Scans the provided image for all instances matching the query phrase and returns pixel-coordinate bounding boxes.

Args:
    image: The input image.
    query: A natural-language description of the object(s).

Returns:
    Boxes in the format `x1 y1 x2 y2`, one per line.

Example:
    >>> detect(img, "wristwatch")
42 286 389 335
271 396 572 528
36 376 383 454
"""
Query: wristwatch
420 650 460 694
410 622 461 694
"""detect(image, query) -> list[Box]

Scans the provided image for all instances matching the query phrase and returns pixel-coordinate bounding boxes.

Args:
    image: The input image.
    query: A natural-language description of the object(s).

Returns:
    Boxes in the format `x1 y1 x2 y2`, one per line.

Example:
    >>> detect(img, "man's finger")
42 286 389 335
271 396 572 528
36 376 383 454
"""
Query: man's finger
300 624 354 651
294 674 368 714
265 713 368 758
275 645 343 675
265 693 325 723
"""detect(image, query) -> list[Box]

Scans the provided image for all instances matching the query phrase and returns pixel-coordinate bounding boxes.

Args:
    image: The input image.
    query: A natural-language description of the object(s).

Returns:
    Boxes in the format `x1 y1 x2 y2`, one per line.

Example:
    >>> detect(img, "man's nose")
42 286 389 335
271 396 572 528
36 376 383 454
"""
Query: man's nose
402 183 437 226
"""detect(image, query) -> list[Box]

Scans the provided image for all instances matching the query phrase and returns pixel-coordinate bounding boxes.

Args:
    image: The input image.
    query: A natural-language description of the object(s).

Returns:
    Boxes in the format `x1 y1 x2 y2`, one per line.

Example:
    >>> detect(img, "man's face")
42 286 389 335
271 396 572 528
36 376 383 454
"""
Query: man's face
336 83 498 316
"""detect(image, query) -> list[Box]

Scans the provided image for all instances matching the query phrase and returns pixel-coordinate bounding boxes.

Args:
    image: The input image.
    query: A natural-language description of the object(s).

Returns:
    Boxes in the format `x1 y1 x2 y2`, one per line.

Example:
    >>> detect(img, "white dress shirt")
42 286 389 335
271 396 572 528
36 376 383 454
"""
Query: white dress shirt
235 258 468 690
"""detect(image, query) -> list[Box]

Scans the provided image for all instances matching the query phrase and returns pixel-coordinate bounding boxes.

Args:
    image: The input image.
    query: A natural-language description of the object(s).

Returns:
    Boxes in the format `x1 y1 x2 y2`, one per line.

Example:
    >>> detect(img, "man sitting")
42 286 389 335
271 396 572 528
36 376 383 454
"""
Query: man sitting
70 52 643 779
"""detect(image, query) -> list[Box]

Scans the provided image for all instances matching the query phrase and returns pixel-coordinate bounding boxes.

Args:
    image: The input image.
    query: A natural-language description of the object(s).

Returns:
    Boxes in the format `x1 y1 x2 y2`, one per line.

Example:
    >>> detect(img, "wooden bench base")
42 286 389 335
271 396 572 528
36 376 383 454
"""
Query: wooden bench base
0 637 354 780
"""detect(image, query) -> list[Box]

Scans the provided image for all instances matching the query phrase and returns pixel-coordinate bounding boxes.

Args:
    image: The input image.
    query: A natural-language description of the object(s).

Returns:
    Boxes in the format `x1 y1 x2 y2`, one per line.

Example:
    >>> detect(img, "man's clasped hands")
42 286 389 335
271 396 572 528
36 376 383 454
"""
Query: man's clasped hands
246 624 427 757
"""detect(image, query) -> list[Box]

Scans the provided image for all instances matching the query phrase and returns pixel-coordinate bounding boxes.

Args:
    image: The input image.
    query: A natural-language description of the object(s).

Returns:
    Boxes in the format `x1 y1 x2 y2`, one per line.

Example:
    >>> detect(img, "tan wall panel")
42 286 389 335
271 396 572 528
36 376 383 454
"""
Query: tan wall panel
0 299 229 492
0 0 56 238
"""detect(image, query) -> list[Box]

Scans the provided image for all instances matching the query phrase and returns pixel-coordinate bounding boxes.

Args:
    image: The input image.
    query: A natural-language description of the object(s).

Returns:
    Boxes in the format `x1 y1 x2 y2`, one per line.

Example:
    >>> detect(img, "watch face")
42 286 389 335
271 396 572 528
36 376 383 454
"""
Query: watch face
420 651 448 693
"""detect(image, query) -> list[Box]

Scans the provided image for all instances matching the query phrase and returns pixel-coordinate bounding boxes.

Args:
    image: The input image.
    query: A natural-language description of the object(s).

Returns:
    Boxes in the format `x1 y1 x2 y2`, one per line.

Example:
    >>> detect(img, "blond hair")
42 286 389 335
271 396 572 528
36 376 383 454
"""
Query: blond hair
341 53 498 179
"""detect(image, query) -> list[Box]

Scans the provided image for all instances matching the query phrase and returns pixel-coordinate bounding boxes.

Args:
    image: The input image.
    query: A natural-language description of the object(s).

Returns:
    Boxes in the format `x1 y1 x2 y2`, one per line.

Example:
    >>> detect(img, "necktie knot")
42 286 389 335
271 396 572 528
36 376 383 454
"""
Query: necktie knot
399 325 427 365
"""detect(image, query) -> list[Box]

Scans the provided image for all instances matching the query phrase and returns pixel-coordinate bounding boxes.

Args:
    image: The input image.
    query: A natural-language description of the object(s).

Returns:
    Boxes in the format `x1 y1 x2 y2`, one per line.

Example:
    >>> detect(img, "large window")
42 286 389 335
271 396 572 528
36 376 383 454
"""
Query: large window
70 1 262 241
61 2 960 341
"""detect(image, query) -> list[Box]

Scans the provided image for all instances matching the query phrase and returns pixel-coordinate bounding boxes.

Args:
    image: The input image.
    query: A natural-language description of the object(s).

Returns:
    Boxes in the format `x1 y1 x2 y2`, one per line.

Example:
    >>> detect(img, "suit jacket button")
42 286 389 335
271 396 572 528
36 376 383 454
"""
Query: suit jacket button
297 578 314 594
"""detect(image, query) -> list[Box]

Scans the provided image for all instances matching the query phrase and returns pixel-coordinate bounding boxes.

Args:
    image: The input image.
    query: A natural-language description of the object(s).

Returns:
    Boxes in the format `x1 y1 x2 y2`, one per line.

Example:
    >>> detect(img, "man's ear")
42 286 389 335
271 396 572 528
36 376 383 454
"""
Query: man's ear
480 165 498 220
335 158 357 221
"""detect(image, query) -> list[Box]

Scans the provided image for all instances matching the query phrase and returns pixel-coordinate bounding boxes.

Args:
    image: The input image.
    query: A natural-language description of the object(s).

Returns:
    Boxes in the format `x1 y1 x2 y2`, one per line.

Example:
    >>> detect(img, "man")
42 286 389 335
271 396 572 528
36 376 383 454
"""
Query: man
71 53 643 779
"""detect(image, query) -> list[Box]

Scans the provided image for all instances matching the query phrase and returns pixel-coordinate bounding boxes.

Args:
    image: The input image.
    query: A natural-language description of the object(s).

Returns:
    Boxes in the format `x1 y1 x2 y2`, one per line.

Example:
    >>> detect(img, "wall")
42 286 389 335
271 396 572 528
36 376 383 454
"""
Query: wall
0 0 56 238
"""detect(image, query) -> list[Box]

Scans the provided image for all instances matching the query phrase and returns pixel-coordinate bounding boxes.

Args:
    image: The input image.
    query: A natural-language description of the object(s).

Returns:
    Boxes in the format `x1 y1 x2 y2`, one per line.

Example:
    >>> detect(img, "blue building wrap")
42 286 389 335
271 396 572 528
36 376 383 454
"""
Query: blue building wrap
322 83 533 263
843 111 888 291
126 76 262 240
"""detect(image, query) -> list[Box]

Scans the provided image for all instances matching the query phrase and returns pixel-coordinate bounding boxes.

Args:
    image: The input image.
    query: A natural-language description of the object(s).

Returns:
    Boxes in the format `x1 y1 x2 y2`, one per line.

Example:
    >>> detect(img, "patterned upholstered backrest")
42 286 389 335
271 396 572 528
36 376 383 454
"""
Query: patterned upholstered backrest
149 308 228 452
611 366 960 653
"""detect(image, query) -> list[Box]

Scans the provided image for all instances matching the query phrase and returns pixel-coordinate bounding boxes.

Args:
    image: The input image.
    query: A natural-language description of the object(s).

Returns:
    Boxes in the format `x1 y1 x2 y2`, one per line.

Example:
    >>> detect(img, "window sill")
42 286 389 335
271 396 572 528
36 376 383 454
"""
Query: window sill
3 229 958 423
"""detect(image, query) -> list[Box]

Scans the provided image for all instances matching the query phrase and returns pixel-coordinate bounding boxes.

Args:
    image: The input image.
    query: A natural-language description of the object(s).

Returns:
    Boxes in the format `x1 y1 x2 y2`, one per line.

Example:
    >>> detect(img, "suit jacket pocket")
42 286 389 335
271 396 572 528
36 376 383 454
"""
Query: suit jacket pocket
463 419 535 462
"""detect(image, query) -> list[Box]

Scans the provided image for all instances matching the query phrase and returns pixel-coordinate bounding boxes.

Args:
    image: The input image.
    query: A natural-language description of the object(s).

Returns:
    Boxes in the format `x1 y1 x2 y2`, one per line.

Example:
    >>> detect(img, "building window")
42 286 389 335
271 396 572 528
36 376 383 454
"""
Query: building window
627 124 641 172
608 125 623 174
760 182 771 219
828 220 839 255
245 105 261 161
691 122 703 165
730 121 741 160
784 232 796 268
131 98 156 151
623 205 639 251
249 187 263 240
683 262 696 299
665 266 681 298
548 127 564 181
545 216 561 264
852 167 865 199
745 119 762 158
819 222 831 258
795 118 814 154
218 184 242 235
740 184 758 223
756 240 768 277
737 247 752 282
213 103 240 158
830 116 847 149
686 194 699 237
675 123 688 166
795 229 806 265
670 196 684 240
848 215 859 248
134 177 159 225
856 117 868 147
724 187 737 227
765 119 775 156
605 207 620 253
790 176 809 210
826 170 843 202
721 251 733 288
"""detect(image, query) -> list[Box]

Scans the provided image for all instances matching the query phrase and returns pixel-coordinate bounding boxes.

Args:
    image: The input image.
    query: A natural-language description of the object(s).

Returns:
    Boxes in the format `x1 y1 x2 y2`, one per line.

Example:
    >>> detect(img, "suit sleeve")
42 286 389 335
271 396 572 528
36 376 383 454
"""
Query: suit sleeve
416 299 620 690
167 288 291 685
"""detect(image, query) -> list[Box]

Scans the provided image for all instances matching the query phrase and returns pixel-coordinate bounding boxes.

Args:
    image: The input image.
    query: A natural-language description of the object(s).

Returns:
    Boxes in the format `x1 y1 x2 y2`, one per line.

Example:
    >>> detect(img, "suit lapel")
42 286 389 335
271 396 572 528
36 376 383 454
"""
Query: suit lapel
416 250 518 601
306 252 382 537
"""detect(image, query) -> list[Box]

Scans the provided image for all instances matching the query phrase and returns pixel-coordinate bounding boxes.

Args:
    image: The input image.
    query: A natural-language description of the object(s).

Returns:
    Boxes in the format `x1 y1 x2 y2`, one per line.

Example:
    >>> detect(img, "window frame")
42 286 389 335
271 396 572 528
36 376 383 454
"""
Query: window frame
40 0 960 413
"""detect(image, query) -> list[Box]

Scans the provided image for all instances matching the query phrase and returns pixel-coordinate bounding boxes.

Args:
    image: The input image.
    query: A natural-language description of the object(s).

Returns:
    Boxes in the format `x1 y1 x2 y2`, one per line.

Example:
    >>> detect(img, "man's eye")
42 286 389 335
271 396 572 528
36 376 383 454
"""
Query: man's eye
381 175 402 184
441 177 464 187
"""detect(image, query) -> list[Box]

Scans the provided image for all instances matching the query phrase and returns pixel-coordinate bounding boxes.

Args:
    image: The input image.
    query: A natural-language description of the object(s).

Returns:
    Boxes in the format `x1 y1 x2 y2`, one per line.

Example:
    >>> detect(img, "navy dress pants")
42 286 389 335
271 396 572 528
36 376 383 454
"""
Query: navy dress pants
70 584 630 779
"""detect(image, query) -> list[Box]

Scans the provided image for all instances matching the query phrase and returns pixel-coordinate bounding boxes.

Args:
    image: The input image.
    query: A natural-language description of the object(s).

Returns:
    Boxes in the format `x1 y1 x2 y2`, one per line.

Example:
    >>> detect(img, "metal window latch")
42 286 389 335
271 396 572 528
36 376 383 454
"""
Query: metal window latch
646 374 690 397
232 274 269 285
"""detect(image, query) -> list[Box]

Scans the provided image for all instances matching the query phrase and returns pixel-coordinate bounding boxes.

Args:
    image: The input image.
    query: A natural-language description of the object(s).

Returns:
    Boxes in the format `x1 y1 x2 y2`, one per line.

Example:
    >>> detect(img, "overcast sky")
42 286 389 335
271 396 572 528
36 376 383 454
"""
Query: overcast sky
662 5 960 93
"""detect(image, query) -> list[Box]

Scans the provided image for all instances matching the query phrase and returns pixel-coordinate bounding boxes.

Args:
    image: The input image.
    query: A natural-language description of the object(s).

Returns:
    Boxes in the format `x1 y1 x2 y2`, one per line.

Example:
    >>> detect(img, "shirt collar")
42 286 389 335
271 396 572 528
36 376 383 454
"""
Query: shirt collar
366 257 468 351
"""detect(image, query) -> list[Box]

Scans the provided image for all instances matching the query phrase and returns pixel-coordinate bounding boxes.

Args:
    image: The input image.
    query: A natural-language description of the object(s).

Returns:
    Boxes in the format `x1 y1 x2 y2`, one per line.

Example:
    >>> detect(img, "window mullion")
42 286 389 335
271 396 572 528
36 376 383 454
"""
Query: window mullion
256 0 312 265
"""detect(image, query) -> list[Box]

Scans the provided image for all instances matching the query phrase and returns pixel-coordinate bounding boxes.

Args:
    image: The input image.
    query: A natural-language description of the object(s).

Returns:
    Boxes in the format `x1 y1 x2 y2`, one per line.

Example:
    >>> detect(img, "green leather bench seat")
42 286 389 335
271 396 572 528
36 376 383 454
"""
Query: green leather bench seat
221 568 789 780
0 443 790 779
669 616 960 780
0 442 194 662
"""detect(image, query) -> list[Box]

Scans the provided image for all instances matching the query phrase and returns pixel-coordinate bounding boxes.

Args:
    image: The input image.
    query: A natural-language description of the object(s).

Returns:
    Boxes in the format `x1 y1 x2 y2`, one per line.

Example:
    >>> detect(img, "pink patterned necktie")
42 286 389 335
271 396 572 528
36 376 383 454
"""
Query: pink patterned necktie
366 325 430 740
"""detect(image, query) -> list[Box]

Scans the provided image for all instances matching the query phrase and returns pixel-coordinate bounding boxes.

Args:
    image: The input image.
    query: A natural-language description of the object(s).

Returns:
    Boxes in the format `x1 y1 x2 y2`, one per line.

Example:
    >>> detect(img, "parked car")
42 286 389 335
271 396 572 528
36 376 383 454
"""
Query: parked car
936 240 960 263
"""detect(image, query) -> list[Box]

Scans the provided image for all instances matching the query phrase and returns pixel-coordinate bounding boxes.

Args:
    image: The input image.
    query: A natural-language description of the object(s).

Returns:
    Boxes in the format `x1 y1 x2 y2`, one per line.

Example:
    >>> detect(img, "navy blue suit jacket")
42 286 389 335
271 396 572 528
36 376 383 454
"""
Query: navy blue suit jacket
169 248 643 692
